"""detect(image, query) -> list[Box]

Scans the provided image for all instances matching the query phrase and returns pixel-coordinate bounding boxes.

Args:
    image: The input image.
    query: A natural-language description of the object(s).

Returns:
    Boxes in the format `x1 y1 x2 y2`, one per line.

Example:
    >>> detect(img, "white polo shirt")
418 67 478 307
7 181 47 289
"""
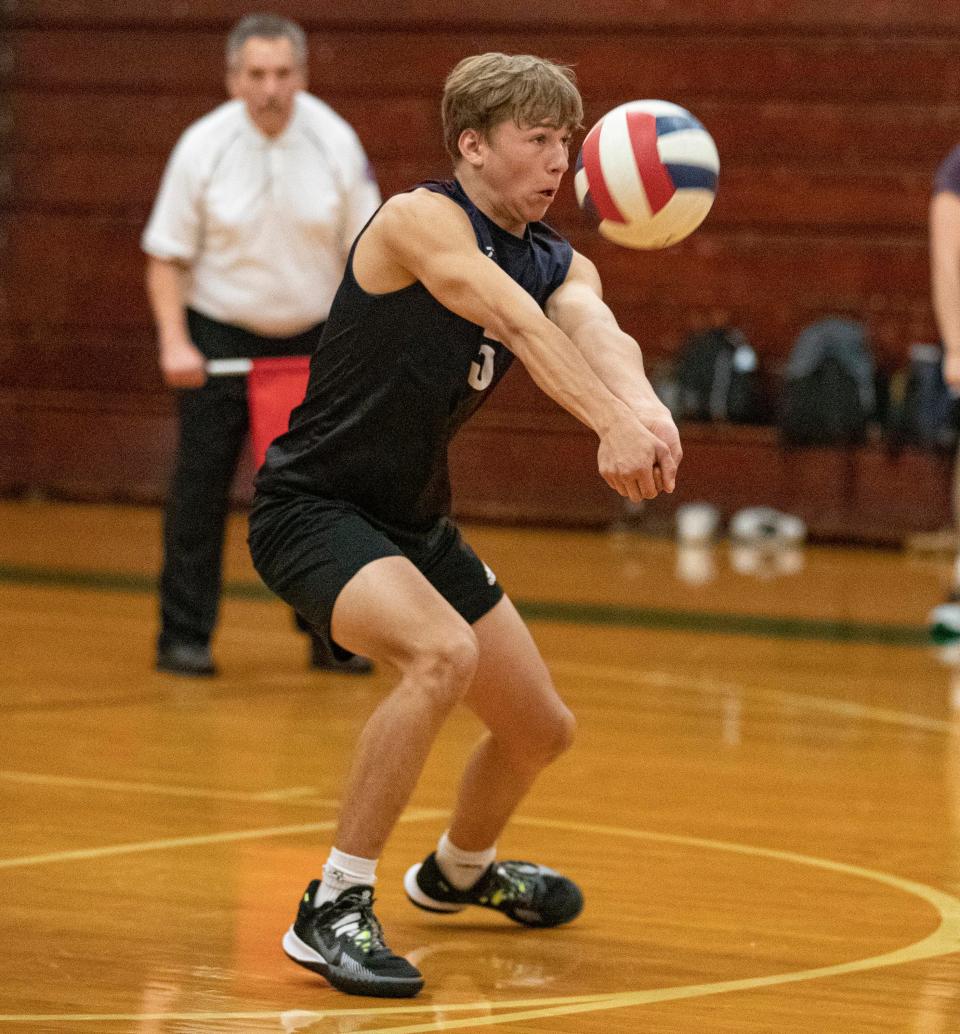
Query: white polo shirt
142 92 381 337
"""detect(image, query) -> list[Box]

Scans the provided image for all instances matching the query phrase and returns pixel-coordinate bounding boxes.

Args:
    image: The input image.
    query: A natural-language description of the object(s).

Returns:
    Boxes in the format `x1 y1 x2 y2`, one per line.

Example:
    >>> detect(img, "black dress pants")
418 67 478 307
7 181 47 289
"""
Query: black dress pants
159 373 249 649
158 310 321 651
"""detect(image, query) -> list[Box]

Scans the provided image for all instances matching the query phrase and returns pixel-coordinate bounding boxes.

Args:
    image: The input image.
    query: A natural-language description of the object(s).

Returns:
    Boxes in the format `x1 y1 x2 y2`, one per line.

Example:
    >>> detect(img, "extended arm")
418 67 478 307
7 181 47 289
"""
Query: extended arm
144 255 207 389
546 250 681 475
355 190 678 499
931 191 960 392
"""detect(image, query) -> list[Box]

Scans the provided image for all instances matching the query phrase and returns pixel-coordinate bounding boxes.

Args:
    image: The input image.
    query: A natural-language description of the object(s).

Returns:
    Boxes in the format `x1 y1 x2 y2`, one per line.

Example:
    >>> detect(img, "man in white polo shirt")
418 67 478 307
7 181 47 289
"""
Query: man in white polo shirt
142 13 380 677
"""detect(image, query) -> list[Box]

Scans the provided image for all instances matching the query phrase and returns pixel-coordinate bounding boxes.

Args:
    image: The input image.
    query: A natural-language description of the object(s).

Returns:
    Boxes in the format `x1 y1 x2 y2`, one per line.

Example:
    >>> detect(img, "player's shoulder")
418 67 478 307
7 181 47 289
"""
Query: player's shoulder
566 247 598 277
368 189 474 257
382 187 468 227
550 249 601 299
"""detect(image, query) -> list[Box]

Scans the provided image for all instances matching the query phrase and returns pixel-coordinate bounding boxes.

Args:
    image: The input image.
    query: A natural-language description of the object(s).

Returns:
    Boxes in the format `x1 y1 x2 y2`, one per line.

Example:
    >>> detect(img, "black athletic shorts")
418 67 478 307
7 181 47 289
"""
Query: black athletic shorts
248 493 504 661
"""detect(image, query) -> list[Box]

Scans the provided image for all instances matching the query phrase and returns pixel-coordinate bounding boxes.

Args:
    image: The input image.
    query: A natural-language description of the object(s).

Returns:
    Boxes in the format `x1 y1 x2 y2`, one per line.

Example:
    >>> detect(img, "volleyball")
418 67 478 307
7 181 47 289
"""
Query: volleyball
574 100 719 250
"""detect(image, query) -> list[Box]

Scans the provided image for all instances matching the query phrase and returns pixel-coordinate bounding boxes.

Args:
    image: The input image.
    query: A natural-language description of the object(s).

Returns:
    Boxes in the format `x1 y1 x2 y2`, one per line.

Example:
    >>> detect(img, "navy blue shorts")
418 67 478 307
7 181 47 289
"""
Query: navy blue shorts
248 494 504 661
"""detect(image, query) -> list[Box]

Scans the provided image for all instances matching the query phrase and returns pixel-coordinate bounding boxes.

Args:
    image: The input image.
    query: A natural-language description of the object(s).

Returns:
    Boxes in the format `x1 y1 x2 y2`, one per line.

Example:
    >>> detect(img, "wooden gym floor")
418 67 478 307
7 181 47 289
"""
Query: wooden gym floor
2 499 960 1032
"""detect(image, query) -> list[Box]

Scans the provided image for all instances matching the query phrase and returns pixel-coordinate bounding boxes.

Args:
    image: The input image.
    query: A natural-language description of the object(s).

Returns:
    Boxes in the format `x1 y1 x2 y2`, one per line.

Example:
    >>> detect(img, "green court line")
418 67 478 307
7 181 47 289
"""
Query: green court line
0 563 271 601
0 561 932 649
518 600 930 647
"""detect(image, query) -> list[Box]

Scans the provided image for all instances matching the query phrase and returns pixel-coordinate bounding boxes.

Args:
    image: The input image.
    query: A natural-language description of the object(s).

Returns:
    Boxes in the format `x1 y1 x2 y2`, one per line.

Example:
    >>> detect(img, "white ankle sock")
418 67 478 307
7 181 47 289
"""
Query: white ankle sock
314 847 378 906
435 831 496 890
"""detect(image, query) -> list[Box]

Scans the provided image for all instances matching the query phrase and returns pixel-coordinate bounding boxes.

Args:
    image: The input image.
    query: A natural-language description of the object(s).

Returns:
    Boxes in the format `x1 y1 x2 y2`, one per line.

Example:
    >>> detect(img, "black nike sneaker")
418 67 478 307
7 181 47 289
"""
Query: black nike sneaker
403 853 584 928
282 882 424 998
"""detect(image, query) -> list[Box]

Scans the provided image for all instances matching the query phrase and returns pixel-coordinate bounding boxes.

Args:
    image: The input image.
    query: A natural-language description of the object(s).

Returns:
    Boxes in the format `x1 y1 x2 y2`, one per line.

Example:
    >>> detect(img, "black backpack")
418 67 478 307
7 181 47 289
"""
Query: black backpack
675 326 764 424
779 318 875 447
886 343 959 452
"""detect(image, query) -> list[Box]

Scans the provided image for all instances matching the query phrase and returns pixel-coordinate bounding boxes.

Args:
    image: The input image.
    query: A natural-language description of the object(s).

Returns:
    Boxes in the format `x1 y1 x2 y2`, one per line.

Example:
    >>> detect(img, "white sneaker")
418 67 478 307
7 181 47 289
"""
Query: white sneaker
929 602 960 640
675 503 721 544
729 507 806 545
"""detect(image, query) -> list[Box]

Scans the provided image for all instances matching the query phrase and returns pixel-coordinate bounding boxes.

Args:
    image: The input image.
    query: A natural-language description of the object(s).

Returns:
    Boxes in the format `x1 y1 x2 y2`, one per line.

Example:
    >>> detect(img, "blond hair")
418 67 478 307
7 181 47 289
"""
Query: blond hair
441 53 583 162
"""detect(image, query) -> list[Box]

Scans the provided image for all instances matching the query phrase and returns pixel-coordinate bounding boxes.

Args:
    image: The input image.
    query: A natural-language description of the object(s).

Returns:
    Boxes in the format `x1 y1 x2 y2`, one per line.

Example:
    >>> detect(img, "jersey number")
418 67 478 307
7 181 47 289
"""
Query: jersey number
468 342 496 391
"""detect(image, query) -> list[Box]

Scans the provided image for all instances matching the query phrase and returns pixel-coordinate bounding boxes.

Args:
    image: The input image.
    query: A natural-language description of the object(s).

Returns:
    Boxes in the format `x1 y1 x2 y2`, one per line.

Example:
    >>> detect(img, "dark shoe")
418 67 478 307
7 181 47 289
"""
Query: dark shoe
282 882 424 998
310 636 373 675
403 852 583 928
156 642 216 677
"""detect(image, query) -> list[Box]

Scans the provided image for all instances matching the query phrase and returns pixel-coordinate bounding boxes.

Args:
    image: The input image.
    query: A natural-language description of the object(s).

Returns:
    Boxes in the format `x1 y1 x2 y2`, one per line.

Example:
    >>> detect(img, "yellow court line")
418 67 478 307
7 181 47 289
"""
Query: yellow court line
4 662 960 1028
0 808 448 871
355 931 960 1033
552 660 956 735
0 821 336 871
251 786 330 801
353 816 960 1034
0 994 620 1025
334 658 960 1033
0 769 340 807
3 815 960 1027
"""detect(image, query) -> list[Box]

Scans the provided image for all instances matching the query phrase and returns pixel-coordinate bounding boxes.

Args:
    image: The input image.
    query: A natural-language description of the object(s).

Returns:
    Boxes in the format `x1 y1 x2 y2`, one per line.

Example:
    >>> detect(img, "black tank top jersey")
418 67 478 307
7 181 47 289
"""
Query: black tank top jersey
255 179 574 529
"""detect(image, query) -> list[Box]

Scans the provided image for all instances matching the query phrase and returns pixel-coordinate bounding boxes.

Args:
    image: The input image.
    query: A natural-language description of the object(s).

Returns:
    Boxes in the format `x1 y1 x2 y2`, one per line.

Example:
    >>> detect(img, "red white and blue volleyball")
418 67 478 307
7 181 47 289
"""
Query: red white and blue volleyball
574 100 719 250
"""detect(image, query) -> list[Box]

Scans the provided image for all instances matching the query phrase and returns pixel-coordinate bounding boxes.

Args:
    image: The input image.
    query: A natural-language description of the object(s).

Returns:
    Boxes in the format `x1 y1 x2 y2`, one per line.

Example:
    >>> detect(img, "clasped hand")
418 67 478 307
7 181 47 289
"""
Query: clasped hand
597 402 682 502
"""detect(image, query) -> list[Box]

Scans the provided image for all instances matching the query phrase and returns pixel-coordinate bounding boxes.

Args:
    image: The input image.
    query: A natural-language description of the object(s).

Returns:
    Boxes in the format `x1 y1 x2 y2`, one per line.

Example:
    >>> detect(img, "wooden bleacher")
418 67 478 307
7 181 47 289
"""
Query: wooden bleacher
2 2 957 540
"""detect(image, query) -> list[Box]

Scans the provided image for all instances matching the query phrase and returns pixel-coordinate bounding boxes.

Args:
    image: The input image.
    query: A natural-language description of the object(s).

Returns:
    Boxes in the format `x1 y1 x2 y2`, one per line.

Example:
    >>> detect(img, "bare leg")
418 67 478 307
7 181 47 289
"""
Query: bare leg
333 675 465 855
280 555 462 997
953 448 960 538
328 556 479 858
445 733 543 851
950 451 960 595
446 595 575 851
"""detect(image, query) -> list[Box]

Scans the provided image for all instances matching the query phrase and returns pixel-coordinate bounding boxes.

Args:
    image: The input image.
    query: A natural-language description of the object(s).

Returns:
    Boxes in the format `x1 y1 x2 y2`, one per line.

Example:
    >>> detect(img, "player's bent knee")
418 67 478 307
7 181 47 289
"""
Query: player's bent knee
538 706 576 762
554 706 577 756
406 628 479 711
505 704 576 772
